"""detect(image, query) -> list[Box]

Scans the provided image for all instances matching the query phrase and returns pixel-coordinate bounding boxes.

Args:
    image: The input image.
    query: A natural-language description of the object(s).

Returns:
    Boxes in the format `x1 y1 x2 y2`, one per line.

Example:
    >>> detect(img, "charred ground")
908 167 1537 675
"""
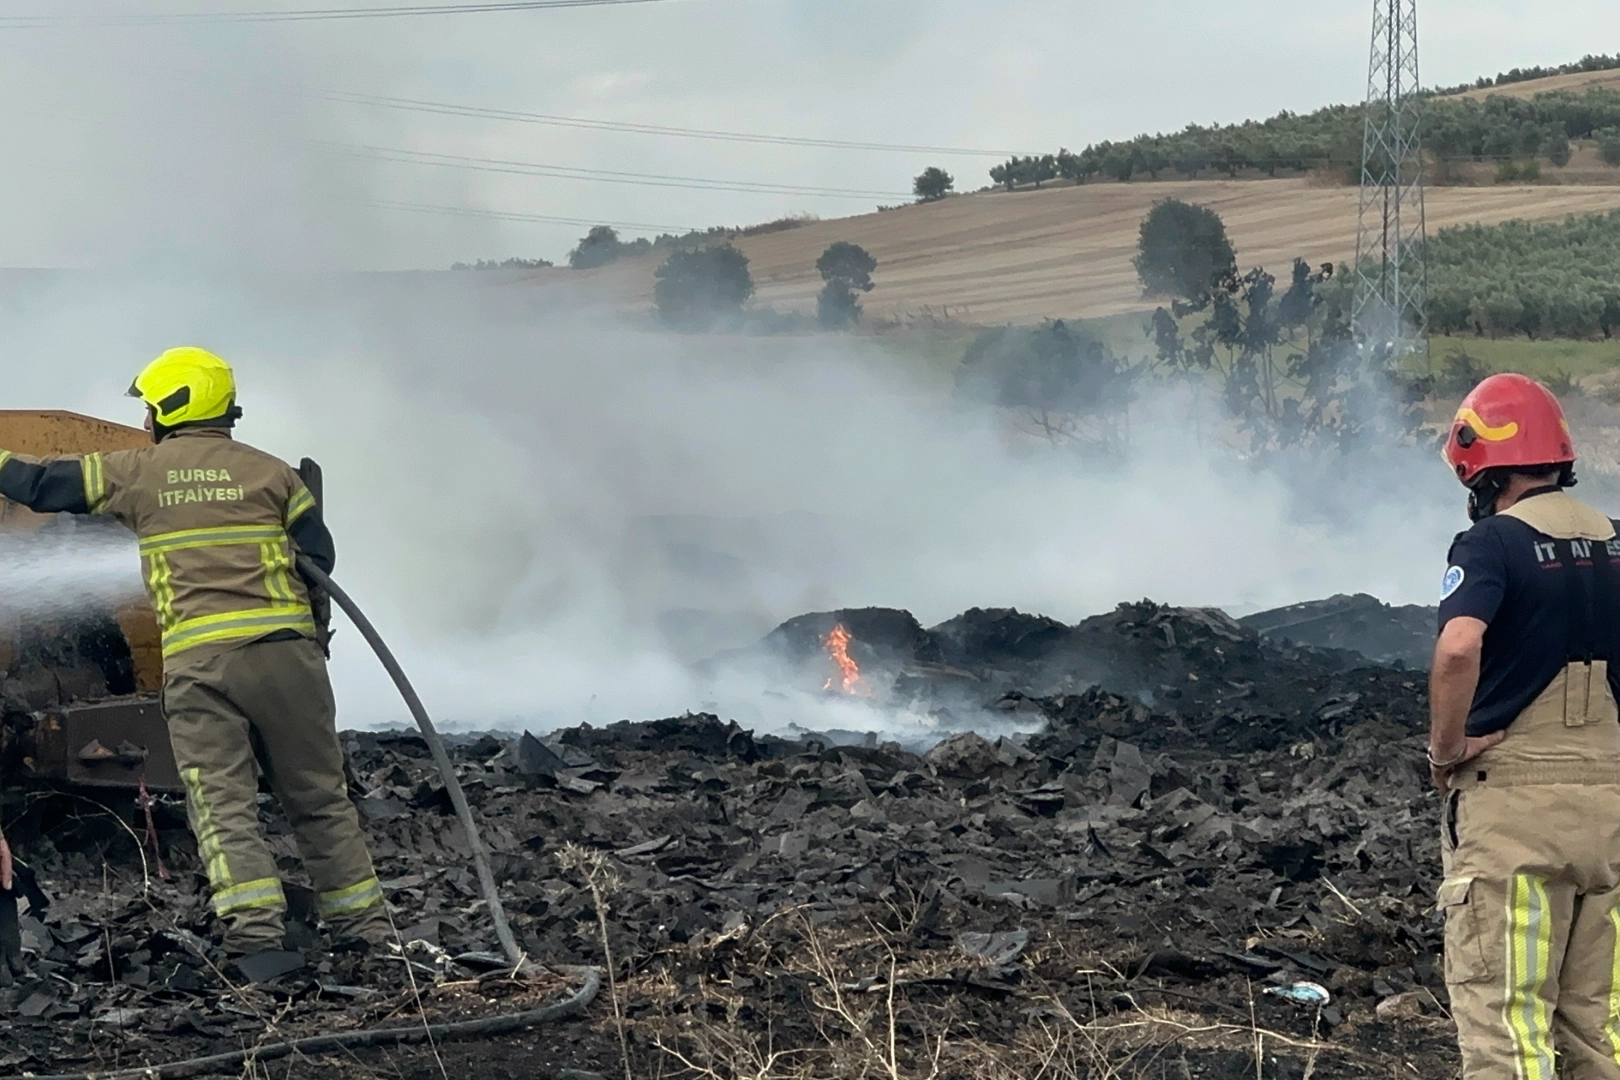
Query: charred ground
0 597 1453 1079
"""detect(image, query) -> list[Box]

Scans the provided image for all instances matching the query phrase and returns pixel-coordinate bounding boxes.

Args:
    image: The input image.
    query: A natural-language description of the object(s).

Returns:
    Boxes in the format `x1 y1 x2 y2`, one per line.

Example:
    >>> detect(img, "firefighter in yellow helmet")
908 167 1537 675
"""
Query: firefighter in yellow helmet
0 348 389 965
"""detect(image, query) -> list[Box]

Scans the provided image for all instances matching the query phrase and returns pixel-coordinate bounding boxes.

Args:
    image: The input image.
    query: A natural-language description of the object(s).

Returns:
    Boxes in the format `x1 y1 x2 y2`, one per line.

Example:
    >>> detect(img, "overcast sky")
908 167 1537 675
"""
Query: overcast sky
0 0 1614 269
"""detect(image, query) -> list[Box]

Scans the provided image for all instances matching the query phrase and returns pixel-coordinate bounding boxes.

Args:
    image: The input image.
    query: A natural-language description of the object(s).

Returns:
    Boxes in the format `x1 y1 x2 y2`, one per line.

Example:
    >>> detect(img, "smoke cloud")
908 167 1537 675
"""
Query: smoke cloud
0 8 1531 737
0 268 1474 735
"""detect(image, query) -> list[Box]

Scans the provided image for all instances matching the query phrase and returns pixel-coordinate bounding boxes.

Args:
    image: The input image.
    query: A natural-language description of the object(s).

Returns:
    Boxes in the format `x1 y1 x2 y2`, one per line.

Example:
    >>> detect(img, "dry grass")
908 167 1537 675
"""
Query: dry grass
577 178 1620 325
620 915 1376 1080
1450 68 1620 101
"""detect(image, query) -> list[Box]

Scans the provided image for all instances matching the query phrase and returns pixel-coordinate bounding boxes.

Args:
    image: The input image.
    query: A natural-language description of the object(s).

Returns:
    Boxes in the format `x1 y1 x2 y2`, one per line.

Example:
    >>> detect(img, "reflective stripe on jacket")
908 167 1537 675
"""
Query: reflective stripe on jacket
85 429 320 665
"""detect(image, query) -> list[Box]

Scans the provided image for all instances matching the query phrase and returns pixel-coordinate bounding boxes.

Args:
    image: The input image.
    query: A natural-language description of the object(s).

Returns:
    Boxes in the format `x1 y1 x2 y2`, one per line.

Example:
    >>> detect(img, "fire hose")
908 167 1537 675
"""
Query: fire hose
5 552 597 1072
20 965 601 1080
294 555 526 970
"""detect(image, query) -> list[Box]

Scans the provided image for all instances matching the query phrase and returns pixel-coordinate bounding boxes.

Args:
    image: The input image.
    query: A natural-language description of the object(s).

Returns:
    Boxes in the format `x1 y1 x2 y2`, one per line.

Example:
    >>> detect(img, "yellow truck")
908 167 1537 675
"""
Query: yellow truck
0 410 179 791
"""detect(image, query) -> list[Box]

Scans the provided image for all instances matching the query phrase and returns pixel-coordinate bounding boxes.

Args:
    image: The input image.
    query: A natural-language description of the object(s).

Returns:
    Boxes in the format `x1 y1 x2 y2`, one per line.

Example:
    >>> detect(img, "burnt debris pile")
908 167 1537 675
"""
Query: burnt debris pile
0 596 1455 1078
749 597 1417 714
1240 593 1437 671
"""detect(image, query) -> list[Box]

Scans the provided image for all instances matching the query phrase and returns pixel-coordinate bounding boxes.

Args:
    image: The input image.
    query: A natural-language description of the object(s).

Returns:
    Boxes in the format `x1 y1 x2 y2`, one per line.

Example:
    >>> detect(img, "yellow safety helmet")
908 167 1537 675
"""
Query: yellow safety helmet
127 347 240 428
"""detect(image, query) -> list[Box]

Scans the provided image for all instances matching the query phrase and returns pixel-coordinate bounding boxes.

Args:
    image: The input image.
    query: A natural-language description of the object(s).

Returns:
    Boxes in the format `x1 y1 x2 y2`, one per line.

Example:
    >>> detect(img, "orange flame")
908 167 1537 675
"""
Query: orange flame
822 623 866 695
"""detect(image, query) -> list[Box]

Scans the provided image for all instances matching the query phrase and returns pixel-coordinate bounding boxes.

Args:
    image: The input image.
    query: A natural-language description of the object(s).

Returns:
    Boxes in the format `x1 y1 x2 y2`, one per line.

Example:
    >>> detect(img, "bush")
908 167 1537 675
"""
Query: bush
1543 125 1573 167
1433 348 1491 395
815 242 878 329
913 167 954 202
1134 200 1237 302
955 320 1137 448
1598 127 1620 165
1544 368 1584 397
1151 259 1421 453
569 225 652 270
653 245 755 330
1495 159 1522 183
451 257 554 270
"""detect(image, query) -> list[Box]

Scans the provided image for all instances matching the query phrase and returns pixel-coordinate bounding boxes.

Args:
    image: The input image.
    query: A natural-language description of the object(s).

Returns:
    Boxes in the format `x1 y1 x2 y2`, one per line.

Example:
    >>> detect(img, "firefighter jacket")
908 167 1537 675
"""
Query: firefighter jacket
0 428 335 669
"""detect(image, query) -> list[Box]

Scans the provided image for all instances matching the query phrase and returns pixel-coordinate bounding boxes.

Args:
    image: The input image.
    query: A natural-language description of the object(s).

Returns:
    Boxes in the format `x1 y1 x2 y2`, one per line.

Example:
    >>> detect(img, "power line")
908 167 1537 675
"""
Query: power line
0 0 673 26
322 89 1022 157
371 199 697 232
343 143 908 199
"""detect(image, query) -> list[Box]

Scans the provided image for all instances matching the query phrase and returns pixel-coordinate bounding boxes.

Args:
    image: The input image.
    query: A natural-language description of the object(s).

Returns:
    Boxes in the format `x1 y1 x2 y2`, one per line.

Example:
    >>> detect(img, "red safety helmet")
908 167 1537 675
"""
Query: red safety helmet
1443 372 1575 486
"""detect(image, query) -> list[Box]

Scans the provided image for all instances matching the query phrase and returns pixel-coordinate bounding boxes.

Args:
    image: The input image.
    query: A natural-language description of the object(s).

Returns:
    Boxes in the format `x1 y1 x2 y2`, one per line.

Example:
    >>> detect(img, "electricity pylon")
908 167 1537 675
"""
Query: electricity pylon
1353 0 1427 355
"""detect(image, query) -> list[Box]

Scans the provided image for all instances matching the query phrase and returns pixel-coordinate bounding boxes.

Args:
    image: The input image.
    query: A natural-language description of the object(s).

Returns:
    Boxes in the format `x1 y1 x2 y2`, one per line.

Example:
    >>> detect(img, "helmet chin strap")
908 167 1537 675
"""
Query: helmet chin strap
1466 464 1578 523
150 405 243 444
1466 472 1508 523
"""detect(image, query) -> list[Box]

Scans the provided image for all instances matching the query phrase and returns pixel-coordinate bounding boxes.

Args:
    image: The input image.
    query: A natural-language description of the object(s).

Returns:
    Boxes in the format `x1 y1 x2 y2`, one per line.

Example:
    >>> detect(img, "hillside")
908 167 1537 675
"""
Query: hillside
1453 67 1620 100
579 178 1620 325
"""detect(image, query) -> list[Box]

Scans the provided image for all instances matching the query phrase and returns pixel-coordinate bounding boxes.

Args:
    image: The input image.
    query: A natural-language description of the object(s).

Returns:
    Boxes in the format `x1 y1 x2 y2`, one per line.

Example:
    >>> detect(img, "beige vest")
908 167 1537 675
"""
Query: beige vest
87 429 317 669
1452 491 1620 788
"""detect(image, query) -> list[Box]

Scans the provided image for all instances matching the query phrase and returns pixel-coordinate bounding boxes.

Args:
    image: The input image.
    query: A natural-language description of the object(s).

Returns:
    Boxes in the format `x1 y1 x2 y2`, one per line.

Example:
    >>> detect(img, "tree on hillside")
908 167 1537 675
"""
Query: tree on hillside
1599 127 1620 166
950 82 1620 193
1172 140 1212 179
1057 148 1099 184
989 154 1059 191
1542 124 1573 167
913 167 954 201
1150 257 1424 454
568 225 651 270
955 320 1139 450
569 225 622 269
1026 154 1059 188
1134 199 1238 302
653 244 755 329
1424 211 1620 339
815 242 878 329
989 158 1017 191
1102 143 1140 182
452 257 554 270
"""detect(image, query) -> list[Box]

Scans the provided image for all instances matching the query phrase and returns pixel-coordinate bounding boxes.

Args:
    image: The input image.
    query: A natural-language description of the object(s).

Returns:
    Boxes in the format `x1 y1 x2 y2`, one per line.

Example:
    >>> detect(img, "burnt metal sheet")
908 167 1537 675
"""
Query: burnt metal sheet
27 696 179 791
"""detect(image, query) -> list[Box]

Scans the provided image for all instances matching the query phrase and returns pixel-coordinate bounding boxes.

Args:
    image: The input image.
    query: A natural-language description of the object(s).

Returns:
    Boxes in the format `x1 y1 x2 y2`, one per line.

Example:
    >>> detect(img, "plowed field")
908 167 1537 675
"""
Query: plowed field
580 177 1620 324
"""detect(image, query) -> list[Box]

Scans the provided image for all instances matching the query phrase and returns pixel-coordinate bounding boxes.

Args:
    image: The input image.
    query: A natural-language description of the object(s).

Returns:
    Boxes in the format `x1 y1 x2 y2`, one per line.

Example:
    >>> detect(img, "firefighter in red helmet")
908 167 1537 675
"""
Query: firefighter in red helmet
1432 372 1620 1078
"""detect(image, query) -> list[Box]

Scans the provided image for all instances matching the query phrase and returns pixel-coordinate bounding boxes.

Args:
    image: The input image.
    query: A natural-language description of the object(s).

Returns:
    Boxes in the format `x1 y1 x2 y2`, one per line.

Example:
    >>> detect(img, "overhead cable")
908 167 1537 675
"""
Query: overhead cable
0 0 673 26
321 89 1022 156
344 143 908 199
371 199 698 232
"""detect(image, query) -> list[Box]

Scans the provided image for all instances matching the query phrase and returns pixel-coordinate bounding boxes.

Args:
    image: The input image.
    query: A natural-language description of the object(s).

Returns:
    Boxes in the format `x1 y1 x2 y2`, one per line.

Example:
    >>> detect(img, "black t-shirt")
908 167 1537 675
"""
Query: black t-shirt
1438 494 1620 736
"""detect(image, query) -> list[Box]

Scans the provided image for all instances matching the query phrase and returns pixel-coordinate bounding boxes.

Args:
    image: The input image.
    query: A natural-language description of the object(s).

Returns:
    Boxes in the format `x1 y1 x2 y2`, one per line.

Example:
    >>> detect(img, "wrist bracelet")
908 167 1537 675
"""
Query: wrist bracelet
1427 746 1467 769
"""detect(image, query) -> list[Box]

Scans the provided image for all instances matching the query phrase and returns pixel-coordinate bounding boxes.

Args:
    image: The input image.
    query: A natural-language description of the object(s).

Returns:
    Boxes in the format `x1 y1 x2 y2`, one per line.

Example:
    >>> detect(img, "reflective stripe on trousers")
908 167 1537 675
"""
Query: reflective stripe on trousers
181 766 287 916
213 877 286 916
1504 874 1557 1080
318 876 384 919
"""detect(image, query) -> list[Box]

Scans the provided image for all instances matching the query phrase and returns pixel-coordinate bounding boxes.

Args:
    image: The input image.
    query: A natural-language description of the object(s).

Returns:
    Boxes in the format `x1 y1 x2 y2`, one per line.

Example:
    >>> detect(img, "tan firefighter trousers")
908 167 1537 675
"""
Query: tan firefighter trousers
163 635 387 952
1442 660 1620 1080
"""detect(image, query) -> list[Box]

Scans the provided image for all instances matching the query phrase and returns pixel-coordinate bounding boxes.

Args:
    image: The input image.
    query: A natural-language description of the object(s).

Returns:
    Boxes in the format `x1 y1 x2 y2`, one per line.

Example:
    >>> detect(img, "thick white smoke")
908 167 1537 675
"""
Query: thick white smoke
0 3 1497 736
0 270 1471 735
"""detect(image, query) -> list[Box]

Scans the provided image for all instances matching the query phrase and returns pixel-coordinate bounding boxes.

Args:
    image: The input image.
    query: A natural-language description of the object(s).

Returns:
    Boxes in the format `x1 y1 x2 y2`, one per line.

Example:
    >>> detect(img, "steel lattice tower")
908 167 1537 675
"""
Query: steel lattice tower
1354 0 1427 352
